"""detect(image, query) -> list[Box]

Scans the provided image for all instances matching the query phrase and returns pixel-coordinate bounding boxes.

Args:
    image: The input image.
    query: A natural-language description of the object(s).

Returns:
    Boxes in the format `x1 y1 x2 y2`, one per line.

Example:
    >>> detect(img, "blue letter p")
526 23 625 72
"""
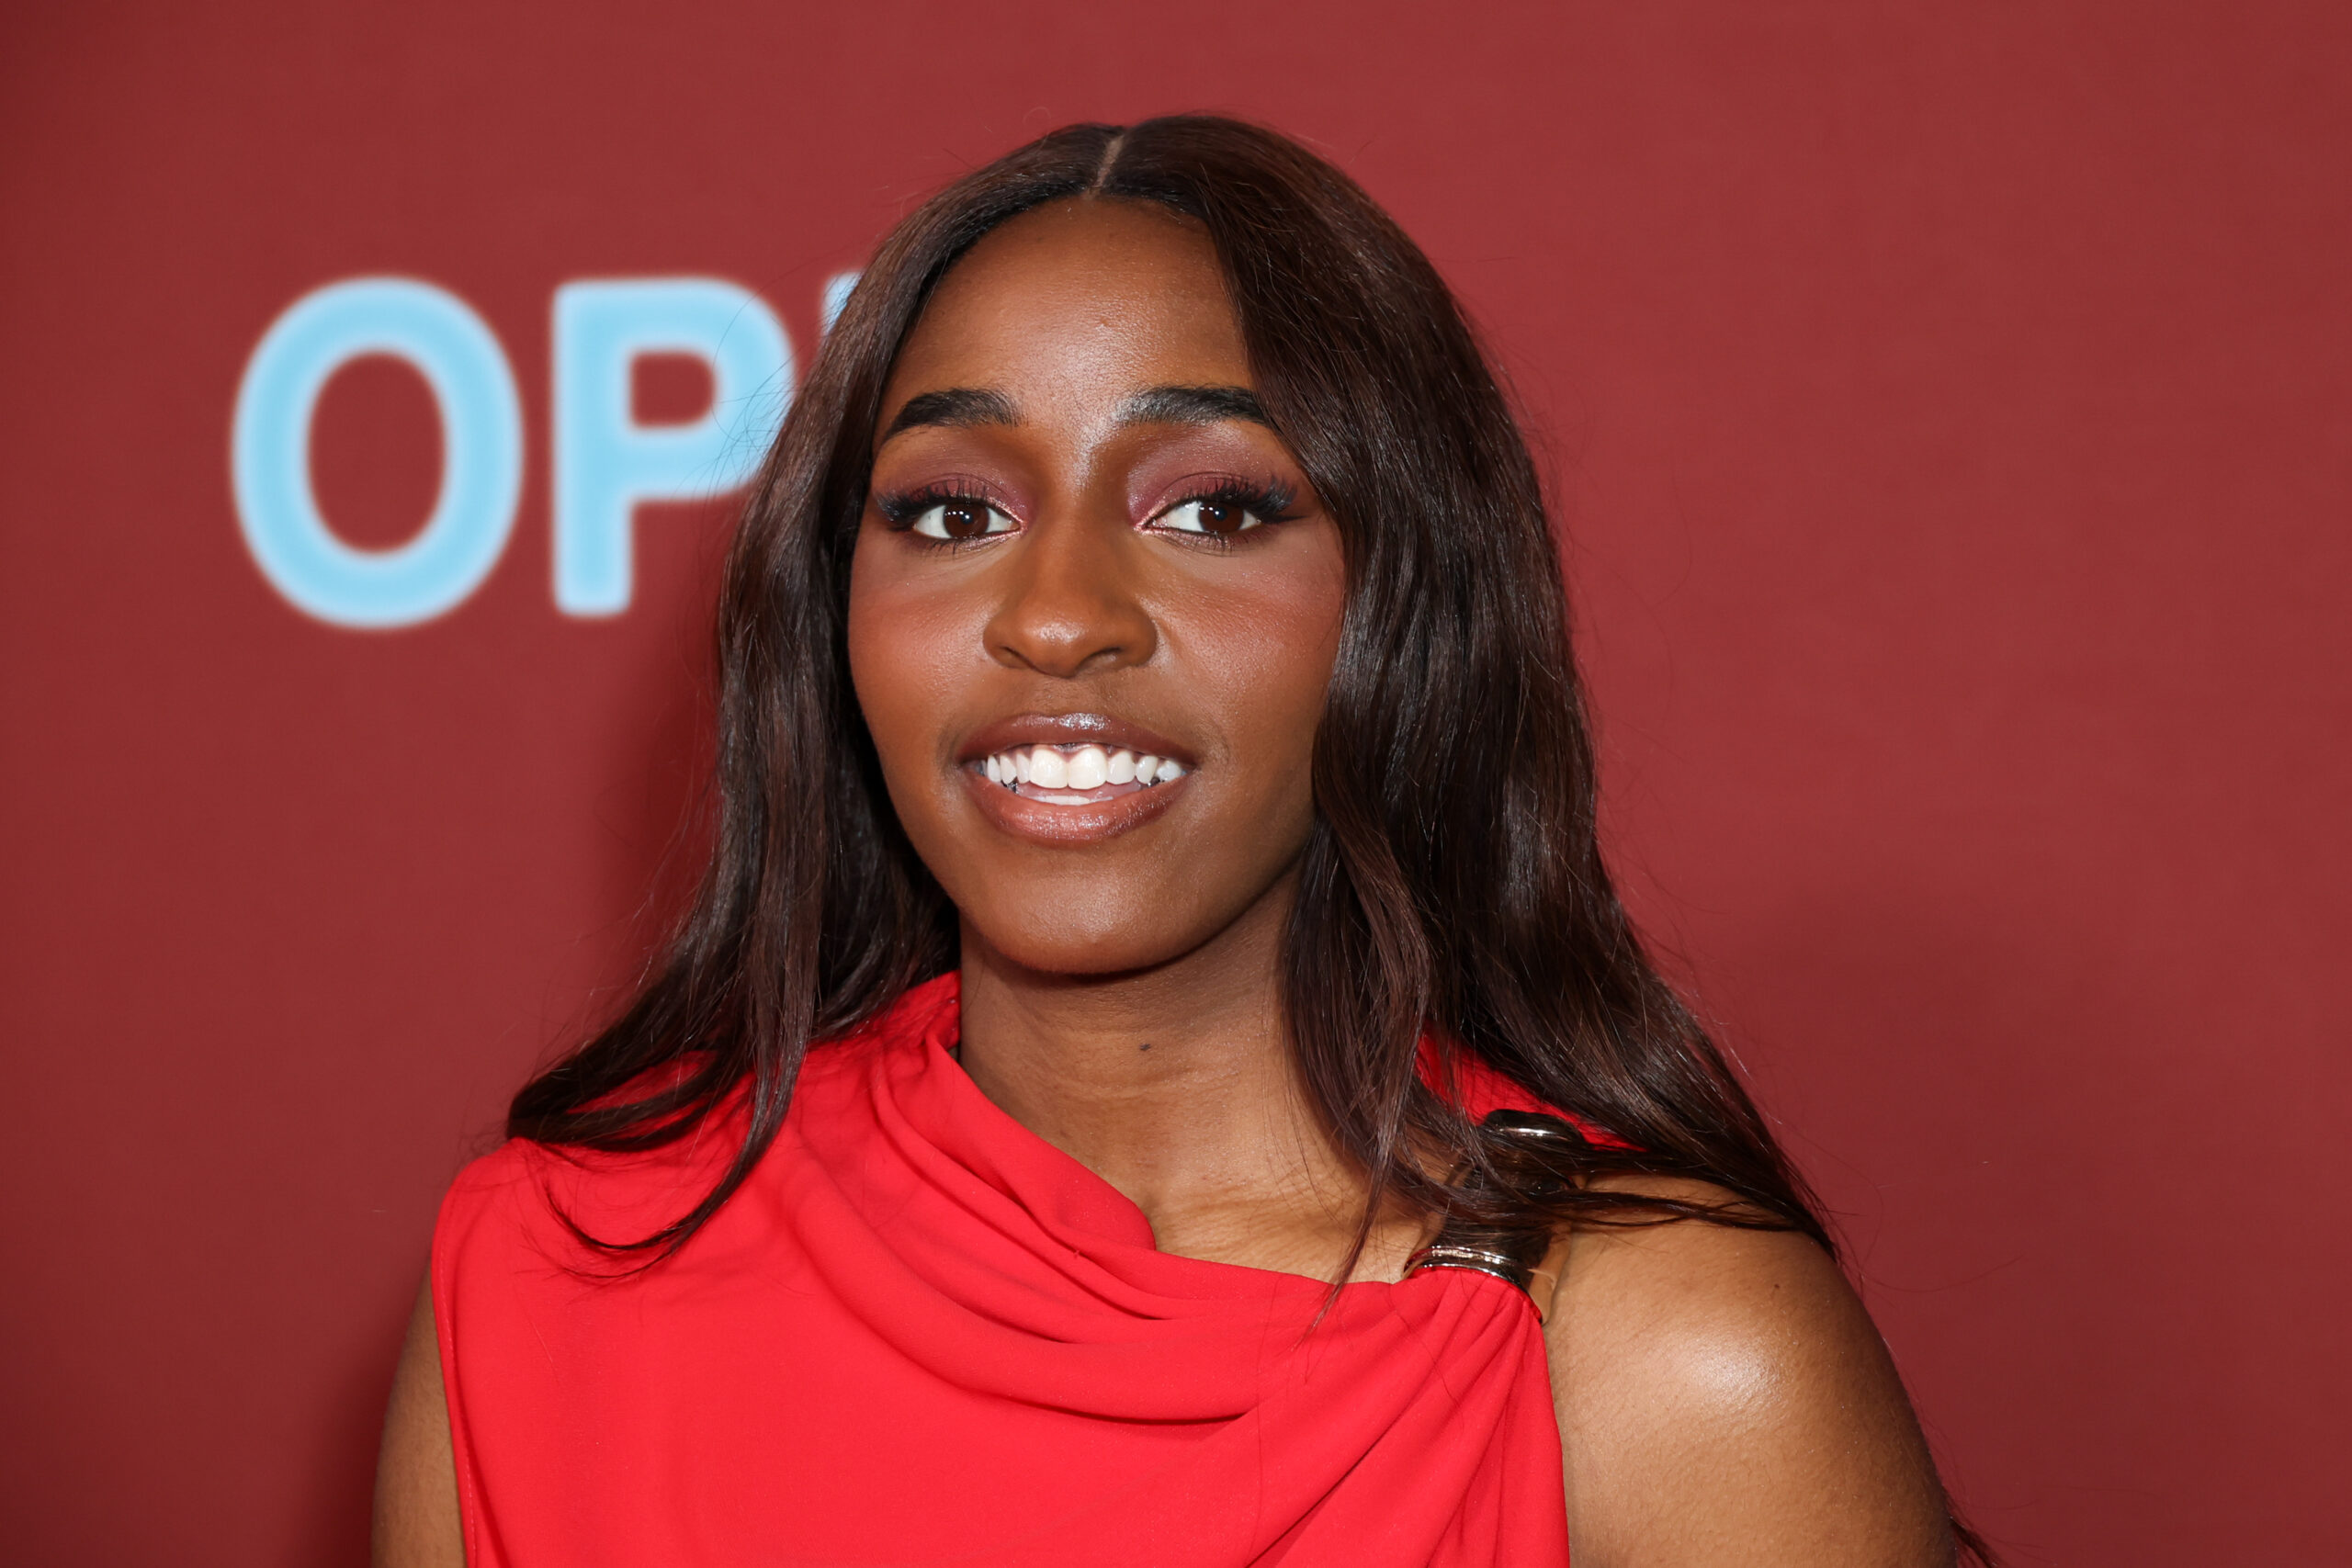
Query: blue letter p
552 278 793 616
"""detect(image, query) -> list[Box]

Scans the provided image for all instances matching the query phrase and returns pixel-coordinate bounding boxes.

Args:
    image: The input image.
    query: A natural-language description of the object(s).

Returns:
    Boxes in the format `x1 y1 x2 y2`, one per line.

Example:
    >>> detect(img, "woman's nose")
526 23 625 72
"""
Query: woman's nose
983 513 1159 679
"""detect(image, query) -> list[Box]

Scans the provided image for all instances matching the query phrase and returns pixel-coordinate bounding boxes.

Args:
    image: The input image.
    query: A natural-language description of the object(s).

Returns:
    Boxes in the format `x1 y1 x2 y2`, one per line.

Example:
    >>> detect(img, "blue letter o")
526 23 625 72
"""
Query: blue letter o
232 277 523 628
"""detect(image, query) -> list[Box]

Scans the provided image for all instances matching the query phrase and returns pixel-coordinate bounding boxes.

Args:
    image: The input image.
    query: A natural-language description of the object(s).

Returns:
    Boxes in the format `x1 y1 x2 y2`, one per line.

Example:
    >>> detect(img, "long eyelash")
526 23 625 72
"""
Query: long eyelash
1192 479 1297 519
1161 479 1300 548
875 481 991 531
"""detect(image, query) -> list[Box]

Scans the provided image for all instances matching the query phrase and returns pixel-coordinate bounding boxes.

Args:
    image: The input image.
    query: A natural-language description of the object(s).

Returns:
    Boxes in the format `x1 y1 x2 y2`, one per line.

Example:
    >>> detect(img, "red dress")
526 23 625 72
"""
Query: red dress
434 974 1574 1566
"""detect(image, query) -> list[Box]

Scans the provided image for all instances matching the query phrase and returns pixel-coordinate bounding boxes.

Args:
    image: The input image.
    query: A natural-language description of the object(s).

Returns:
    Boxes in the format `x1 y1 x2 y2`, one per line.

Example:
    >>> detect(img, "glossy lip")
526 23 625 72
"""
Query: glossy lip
955 711 1198 846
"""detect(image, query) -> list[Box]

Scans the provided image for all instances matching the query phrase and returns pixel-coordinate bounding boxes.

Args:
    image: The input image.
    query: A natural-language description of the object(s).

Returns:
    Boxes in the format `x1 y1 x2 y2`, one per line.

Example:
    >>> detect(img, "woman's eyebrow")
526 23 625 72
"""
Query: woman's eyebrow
879 387 1019 442
1117 385 1270 427
878 384 1269 445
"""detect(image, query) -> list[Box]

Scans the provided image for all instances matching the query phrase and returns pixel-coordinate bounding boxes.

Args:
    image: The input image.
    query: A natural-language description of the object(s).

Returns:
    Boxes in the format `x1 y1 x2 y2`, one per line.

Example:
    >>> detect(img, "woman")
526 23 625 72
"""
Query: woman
377 117 1976 1566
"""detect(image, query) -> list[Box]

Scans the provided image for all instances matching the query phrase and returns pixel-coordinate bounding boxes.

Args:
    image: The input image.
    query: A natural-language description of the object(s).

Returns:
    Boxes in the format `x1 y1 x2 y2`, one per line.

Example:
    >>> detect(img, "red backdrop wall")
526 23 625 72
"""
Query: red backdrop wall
4 4 2346 1562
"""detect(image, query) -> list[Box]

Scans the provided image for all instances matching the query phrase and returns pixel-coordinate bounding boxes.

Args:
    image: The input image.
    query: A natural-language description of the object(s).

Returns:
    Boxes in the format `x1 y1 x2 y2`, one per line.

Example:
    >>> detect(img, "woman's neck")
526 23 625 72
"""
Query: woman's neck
954 879 1413 1280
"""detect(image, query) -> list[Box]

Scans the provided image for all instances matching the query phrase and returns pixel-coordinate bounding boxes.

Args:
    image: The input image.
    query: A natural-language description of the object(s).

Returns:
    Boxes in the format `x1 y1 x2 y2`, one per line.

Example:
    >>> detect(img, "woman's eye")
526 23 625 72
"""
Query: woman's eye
910 499 1012 540
1157 497 1261 536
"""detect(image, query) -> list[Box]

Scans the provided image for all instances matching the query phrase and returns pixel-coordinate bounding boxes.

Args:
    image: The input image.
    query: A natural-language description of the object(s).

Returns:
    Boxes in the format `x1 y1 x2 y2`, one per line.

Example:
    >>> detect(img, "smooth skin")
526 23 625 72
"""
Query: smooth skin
375 198 1951 1565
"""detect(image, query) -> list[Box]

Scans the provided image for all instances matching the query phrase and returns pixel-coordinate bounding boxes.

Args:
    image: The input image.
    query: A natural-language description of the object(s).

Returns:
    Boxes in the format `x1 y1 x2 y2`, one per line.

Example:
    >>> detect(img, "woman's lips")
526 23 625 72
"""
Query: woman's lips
960 757 1188 843
954 715 1197 843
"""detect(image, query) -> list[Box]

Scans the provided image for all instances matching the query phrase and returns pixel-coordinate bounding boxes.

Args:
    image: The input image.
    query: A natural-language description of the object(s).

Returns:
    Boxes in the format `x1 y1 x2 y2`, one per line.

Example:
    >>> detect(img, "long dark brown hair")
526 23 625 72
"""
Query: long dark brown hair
513 113 1986 1563
514 114 1823 1246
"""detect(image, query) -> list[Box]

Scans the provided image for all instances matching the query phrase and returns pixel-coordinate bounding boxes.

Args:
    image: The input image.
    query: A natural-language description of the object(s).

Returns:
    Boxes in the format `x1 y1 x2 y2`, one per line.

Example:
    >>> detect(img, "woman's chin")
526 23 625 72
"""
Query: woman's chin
961 918 1207 981
954 886 1277 982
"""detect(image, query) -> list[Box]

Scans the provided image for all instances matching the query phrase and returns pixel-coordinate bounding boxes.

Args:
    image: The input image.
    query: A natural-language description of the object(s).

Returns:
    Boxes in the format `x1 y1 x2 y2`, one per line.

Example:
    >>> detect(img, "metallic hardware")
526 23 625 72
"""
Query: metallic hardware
1402 1109 1584 1314
1481 1110 1576 1141
1405 1243 1535 1289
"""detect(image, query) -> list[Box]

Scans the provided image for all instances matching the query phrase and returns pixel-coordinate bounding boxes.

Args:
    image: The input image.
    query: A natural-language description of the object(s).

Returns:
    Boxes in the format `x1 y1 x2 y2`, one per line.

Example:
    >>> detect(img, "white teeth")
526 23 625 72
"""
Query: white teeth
987 743 1187 798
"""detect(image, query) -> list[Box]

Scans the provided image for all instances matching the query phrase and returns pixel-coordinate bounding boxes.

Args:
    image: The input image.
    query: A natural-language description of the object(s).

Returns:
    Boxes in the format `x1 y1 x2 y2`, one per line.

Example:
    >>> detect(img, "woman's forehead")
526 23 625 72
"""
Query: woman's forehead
883 200 1247 420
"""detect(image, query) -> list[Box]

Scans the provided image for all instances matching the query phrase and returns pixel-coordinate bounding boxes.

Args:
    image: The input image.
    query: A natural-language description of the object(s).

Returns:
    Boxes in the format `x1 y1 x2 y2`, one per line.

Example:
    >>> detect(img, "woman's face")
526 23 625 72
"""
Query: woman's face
847 198 1346 976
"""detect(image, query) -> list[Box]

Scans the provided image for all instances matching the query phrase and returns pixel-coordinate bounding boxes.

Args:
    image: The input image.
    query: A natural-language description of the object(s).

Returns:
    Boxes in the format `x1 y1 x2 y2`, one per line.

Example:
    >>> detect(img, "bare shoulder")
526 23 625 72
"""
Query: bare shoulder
373 1271 465 1568
1543 1179 1953 1568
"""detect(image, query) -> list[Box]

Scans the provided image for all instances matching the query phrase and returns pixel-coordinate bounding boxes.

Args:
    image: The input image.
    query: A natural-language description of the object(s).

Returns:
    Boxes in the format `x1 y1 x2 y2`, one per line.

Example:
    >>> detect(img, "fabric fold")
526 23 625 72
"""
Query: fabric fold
435 974 1573 1566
